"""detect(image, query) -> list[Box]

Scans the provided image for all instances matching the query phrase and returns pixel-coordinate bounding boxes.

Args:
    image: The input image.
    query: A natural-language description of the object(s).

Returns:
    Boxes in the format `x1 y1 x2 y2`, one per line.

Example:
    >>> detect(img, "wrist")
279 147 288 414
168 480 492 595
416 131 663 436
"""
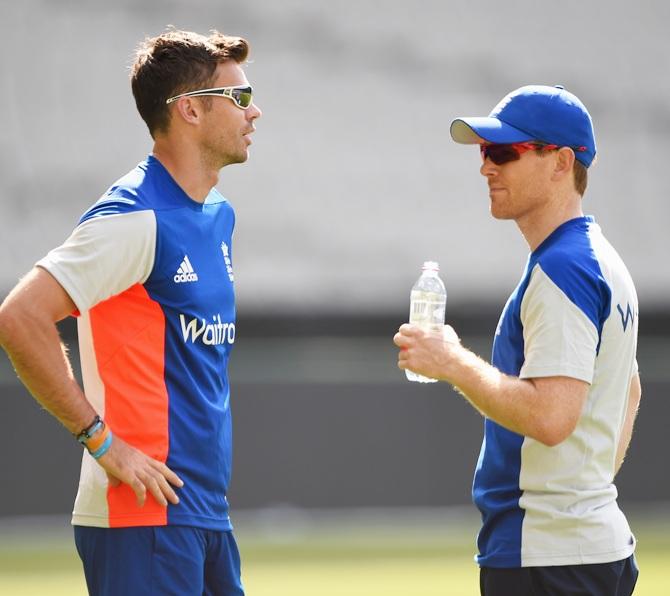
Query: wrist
75 415 114 459
444 344 494 392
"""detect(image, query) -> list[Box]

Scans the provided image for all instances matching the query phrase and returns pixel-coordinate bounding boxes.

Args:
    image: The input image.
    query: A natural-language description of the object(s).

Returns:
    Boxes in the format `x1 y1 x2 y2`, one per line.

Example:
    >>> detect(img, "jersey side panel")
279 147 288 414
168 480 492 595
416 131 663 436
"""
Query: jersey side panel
71 311 110 527
89 283 169 527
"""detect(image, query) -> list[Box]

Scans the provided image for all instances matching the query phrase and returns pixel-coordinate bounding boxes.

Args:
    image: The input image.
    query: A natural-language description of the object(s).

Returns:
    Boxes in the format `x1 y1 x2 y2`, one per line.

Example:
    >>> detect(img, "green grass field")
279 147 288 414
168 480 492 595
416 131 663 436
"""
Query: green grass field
1 509 668 595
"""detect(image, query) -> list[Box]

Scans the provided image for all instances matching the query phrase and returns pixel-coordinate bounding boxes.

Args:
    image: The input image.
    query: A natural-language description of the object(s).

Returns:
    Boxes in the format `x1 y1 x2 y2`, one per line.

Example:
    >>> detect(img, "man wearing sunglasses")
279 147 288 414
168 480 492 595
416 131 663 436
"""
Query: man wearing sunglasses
395 85 640 595
0 28 261 595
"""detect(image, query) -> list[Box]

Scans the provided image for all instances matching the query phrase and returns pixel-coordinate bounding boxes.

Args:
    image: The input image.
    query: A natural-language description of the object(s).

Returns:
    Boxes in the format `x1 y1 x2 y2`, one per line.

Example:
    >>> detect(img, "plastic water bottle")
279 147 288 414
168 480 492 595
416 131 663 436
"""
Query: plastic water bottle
406 261 447 383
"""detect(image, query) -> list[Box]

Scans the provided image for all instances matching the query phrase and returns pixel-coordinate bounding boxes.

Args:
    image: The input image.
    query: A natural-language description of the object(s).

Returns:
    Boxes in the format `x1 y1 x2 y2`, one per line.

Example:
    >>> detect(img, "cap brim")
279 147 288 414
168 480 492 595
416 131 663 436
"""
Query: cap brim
450 117 534 145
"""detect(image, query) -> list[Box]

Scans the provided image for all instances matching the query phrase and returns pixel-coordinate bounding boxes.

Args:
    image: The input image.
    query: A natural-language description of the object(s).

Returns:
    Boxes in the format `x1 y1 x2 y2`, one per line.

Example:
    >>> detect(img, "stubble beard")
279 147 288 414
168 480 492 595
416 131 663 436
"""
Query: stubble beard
203 137 248 170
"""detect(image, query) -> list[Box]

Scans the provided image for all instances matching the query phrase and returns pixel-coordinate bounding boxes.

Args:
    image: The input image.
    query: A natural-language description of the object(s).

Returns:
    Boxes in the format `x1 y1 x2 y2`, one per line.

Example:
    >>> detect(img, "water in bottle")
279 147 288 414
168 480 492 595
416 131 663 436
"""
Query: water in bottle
406 261 447 383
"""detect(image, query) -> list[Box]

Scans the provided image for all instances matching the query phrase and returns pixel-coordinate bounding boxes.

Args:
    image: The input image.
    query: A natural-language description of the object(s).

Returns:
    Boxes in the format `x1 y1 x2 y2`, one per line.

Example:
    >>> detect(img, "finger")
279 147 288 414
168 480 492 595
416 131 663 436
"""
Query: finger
397 350 410 369
143 474 168 507
393 332 412 348
151 460 184 488
155 474 180 505
398 323 422 336
393 332 405 347
130 478 147 507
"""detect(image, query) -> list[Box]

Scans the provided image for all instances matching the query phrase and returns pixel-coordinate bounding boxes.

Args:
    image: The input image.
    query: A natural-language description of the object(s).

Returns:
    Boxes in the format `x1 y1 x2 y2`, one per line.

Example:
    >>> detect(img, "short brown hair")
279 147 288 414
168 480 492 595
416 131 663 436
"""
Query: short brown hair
130 28 249 138
535 146 589 196
573 160 588 196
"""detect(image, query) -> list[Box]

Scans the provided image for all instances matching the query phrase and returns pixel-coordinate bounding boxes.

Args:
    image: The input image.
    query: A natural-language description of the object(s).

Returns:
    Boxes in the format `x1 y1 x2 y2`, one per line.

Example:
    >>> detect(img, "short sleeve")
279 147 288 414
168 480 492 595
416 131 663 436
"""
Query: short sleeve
519 264 599 383
36 210 157 313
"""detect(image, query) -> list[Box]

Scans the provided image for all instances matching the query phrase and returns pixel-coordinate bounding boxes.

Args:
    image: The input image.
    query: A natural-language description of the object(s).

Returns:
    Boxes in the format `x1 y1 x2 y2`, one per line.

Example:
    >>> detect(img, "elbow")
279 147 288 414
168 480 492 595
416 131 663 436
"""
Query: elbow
0 299 30 351
0 302 14 349
532 416 578 448
536 431 569 448
523 378 589 447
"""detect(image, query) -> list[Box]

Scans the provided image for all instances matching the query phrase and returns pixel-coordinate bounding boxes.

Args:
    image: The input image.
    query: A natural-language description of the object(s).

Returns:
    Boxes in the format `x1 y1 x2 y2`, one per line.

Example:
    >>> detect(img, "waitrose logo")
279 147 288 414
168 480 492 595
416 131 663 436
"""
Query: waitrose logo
179 314 235 346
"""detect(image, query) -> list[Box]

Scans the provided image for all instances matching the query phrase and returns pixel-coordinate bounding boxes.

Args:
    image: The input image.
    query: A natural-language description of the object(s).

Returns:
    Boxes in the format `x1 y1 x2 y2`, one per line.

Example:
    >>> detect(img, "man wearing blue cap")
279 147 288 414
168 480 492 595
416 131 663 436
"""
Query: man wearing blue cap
394 85 640 595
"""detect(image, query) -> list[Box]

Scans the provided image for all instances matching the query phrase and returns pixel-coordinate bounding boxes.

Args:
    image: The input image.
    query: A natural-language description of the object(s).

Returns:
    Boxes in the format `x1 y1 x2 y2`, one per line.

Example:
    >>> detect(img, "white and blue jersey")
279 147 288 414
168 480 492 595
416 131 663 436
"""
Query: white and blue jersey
474 216 638 567
38 155 237 529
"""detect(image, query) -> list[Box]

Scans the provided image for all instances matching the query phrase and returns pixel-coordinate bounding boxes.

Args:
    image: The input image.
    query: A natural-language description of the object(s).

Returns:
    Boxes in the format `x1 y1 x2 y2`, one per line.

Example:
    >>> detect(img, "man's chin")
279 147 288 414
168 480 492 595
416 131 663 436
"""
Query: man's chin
489 206 513 221
221 152 249 168
234 149 250 163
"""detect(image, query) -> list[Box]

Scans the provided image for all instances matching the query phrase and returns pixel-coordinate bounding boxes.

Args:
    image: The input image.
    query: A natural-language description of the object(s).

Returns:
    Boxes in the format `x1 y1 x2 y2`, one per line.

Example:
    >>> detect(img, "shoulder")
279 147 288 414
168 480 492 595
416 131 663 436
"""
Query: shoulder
536 220 610 293
536 244 604 290
79 160 157 224
530 223 611 328
79 156 205 224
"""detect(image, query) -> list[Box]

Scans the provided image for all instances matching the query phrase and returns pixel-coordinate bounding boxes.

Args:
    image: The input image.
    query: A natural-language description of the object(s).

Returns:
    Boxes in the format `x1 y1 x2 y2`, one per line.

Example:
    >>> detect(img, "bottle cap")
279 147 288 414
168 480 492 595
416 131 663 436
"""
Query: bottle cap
421 261 439 271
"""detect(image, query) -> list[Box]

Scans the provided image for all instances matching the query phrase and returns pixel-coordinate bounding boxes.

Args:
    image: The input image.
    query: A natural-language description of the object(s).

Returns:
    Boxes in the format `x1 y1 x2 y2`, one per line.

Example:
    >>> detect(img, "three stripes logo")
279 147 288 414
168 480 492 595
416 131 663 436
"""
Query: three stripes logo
174 255 199 283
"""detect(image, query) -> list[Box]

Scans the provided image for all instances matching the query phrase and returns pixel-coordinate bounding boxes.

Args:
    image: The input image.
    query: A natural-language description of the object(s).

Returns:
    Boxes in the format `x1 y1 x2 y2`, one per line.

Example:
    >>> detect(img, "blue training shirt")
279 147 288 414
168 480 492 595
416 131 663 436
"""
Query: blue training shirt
39 155 237 529
473 216 638 567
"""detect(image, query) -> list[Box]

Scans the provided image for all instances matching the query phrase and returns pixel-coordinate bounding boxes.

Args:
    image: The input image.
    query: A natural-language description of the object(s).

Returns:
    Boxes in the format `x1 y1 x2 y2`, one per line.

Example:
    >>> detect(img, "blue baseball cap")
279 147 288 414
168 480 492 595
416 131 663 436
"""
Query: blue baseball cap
450 85 596 167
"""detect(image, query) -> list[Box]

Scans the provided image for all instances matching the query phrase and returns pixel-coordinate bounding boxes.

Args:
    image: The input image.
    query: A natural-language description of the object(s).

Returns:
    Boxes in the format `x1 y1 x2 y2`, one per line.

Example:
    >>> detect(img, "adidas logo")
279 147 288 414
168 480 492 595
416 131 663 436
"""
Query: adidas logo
174 255 199 283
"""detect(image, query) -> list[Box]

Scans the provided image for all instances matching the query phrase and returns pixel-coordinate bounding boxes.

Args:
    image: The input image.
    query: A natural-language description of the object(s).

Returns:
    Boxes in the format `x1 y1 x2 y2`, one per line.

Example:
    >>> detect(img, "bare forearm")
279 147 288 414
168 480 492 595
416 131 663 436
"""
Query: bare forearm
394 324 587 446
0 312 95 434
0 267 185 508
444 346 555 442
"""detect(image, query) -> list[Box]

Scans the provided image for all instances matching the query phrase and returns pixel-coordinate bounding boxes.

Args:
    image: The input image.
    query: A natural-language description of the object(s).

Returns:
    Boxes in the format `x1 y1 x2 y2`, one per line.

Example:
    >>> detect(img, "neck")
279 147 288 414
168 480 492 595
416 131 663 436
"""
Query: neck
517 191 584 251
152 136 220 203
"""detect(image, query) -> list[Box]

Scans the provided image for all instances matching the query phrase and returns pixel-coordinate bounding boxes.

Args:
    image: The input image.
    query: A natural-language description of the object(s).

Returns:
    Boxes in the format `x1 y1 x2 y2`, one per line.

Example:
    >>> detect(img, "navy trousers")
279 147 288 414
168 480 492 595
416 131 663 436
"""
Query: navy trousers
480 554 638 596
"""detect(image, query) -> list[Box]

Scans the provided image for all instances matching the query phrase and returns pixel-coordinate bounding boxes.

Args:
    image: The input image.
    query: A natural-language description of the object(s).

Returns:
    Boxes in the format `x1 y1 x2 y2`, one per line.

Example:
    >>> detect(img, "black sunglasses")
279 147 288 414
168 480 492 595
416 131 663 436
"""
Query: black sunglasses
165 85 254 109
480 142 589 166
479 142 559 165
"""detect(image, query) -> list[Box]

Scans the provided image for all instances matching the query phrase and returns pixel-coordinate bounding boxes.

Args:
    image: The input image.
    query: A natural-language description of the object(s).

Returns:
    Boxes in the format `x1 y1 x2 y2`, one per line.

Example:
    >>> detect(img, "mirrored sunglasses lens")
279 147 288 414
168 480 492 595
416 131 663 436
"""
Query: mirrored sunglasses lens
232 88 253 108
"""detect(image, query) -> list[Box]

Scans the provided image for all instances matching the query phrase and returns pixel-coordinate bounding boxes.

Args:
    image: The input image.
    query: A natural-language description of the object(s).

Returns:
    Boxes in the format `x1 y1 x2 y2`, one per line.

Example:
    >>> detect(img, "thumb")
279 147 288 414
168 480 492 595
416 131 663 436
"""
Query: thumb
443 325 460 344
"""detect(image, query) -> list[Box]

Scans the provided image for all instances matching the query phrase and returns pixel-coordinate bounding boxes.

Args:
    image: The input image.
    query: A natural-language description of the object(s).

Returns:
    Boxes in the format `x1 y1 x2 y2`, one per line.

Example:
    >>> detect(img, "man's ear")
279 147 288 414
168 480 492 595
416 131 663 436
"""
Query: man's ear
552 146 576 182
172 97 202 126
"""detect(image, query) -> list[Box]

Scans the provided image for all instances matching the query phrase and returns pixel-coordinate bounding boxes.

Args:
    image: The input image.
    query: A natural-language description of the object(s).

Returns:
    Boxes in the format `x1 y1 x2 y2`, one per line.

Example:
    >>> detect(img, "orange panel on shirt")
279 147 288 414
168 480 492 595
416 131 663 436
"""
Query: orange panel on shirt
89 283 169 527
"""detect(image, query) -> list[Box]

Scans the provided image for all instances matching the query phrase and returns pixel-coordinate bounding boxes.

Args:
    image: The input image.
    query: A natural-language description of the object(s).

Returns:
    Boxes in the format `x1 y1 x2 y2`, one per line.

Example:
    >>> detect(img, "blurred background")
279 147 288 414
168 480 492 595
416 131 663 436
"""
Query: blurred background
1 0 669 594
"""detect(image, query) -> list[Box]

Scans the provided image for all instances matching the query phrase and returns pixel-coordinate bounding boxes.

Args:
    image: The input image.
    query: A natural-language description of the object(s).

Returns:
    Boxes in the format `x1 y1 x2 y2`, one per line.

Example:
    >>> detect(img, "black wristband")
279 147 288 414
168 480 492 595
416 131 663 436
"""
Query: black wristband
76 415 103 445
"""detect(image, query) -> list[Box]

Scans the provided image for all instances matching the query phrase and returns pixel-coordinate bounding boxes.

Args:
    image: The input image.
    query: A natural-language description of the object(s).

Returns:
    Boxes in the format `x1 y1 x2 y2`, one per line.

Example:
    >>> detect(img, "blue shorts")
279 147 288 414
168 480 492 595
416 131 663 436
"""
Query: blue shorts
480 554 638 596
74 525 244 596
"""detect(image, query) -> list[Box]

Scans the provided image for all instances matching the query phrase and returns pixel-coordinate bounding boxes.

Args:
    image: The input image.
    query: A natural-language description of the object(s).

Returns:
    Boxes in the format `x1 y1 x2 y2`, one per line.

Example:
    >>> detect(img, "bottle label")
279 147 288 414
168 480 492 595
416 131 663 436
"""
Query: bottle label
409 290 446 332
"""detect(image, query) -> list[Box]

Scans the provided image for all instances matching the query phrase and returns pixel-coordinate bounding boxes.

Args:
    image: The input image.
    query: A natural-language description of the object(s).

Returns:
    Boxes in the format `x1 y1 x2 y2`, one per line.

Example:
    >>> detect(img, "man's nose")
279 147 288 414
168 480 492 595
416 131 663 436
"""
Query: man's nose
247 103 262 120
480 157 498 178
